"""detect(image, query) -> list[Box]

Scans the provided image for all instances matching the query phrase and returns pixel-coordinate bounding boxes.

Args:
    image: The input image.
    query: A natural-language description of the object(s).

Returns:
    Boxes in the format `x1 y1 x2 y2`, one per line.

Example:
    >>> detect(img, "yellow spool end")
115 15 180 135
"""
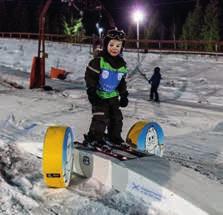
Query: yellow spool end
42 126 74 188
126 121 148 146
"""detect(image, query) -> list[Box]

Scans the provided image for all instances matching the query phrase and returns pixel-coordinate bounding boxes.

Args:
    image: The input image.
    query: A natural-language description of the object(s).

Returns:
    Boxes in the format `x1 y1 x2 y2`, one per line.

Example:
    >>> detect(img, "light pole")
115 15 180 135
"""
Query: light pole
132 10 144 64
136 20 139 63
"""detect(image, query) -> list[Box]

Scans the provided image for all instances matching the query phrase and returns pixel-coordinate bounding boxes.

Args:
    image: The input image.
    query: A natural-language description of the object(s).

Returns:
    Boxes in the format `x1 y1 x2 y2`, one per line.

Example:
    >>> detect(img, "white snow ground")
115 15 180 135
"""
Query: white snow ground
0 38 223 214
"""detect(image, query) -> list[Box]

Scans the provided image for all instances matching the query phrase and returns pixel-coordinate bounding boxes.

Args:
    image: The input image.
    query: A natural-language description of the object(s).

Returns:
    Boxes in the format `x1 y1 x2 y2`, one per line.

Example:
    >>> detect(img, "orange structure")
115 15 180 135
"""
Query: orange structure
50 67 66 79
30 0 52 89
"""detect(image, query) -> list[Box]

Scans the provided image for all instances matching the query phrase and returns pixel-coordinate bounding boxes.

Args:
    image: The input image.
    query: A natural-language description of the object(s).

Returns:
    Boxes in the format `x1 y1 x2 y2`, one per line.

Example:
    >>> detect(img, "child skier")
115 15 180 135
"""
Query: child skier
84 28 129 150
149 67 162 102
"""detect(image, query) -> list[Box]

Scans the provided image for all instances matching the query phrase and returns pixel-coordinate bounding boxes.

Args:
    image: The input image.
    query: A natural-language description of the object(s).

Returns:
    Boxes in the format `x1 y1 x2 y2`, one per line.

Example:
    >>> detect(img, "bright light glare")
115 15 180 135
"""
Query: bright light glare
99 28 103 34
132 10 144 23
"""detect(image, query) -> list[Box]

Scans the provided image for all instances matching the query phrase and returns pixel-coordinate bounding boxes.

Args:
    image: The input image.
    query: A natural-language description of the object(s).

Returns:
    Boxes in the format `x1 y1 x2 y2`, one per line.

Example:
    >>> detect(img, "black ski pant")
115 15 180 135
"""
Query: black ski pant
150 85 159 101
88 97 123 143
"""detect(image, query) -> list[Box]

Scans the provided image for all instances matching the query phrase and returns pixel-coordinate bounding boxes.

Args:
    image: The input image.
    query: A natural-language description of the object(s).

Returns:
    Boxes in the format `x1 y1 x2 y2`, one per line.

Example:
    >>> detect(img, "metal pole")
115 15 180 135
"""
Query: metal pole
137 21 139 64
30 0 52 89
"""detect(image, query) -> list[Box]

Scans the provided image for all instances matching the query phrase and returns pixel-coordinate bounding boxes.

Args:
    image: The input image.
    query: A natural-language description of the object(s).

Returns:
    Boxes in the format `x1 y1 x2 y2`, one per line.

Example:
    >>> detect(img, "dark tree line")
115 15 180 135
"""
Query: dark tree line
127 0 223 41
181 0 220 41
0 0 82 34
0 0 222 41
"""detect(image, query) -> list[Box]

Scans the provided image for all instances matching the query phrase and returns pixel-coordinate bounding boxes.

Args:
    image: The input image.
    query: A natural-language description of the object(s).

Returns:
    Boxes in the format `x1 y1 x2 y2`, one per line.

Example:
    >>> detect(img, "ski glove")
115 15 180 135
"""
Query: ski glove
119 91 129 107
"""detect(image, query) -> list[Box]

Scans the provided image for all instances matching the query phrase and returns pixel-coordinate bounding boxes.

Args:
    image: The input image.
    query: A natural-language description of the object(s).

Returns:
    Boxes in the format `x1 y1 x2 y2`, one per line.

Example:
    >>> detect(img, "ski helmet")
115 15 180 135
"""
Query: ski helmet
154 67 160 73
103 28 126 53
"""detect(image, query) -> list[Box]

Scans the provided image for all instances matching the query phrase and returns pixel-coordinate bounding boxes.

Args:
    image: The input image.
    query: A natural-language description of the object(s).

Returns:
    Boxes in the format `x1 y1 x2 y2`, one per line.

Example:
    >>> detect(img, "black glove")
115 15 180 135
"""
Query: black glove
119 91 129 107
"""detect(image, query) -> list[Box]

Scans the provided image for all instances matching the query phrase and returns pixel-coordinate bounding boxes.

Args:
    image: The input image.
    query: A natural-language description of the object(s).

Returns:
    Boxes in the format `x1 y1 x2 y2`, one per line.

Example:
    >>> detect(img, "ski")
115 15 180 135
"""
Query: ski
110 143 149 158
74 141 135 161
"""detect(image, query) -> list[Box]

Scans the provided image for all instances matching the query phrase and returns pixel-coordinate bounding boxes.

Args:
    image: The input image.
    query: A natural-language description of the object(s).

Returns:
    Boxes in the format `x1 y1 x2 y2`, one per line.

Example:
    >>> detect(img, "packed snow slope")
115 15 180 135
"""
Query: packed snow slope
0 38 223 215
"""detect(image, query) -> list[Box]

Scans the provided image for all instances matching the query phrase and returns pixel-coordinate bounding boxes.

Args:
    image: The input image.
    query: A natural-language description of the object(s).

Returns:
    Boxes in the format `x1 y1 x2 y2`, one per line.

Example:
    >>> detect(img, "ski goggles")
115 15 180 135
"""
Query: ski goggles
107 29 126 40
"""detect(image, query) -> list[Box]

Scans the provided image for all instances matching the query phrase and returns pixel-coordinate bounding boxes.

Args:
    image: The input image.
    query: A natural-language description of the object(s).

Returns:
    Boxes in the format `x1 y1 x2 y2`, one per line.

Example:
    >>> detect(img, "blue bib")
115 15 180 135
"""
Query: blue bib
98 69 124 92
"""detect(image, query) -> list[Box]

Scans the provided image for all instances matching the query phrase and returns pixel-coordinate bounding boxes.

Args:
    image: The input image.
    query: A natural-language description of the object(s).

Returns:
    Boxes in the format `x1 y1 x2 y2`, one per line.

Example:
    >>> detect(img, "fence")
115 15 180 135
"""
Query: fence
1 32 223 55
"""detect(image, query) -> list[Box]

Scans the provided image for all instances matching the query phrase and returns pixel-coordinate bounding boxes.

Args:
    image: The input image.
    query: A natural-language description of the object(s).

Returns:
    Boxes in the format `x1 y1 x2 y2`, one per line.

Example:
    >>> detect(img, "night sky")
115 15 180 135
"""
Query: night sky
87 0 214 37
100 0 196 28
0 0 222 39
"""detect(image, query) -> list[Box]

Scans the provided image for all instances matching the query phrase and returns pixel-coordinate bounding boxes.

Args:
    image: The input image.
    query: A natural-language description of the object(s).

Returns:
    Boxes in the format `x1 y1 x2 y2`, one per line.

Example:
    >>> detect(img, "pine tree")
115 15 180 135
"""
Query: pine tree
201 0 220 51
180 12 193 49
126 24 135 48
180 0 203 41
144 11 161 40
63 17 86 42
190 0 203 40
181 12 193 40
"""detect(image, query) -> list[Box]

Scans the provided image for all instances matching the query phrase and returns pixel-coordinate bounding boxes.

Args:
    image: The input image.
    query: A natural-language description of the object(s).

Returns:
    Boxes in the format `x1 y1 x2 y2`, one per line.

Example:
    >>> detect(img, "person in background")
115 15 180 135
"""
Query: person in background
92 35 103 58
84 28 129 150
149 67 162 102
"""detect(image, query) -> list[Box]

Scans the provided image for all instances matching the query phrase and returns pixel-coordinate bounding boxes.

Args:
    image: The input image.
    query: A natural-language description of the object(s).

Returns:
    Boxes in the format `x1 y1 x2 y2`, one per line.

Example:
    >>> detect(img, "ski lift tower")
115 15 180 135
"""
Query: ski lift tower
29 0 115 89
29 0 52 89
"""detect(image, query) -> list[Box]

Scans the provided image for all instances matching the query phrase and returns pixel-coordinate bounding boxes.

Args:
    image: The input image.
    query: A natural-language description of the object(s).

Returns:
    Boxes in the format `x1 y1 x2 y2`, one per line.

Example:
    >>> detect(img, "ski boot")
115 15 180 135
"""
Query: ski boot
103 136 130 149
83 134 111 152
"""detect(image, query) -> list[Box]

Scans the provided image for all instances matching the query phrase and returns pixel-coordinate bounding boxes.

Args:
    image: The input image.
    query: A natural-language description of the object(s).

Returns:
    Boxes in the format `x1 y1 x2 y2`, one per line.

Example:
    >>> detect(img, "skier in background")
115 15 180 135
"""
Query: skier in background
149 67 162 102
84 28 129 150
